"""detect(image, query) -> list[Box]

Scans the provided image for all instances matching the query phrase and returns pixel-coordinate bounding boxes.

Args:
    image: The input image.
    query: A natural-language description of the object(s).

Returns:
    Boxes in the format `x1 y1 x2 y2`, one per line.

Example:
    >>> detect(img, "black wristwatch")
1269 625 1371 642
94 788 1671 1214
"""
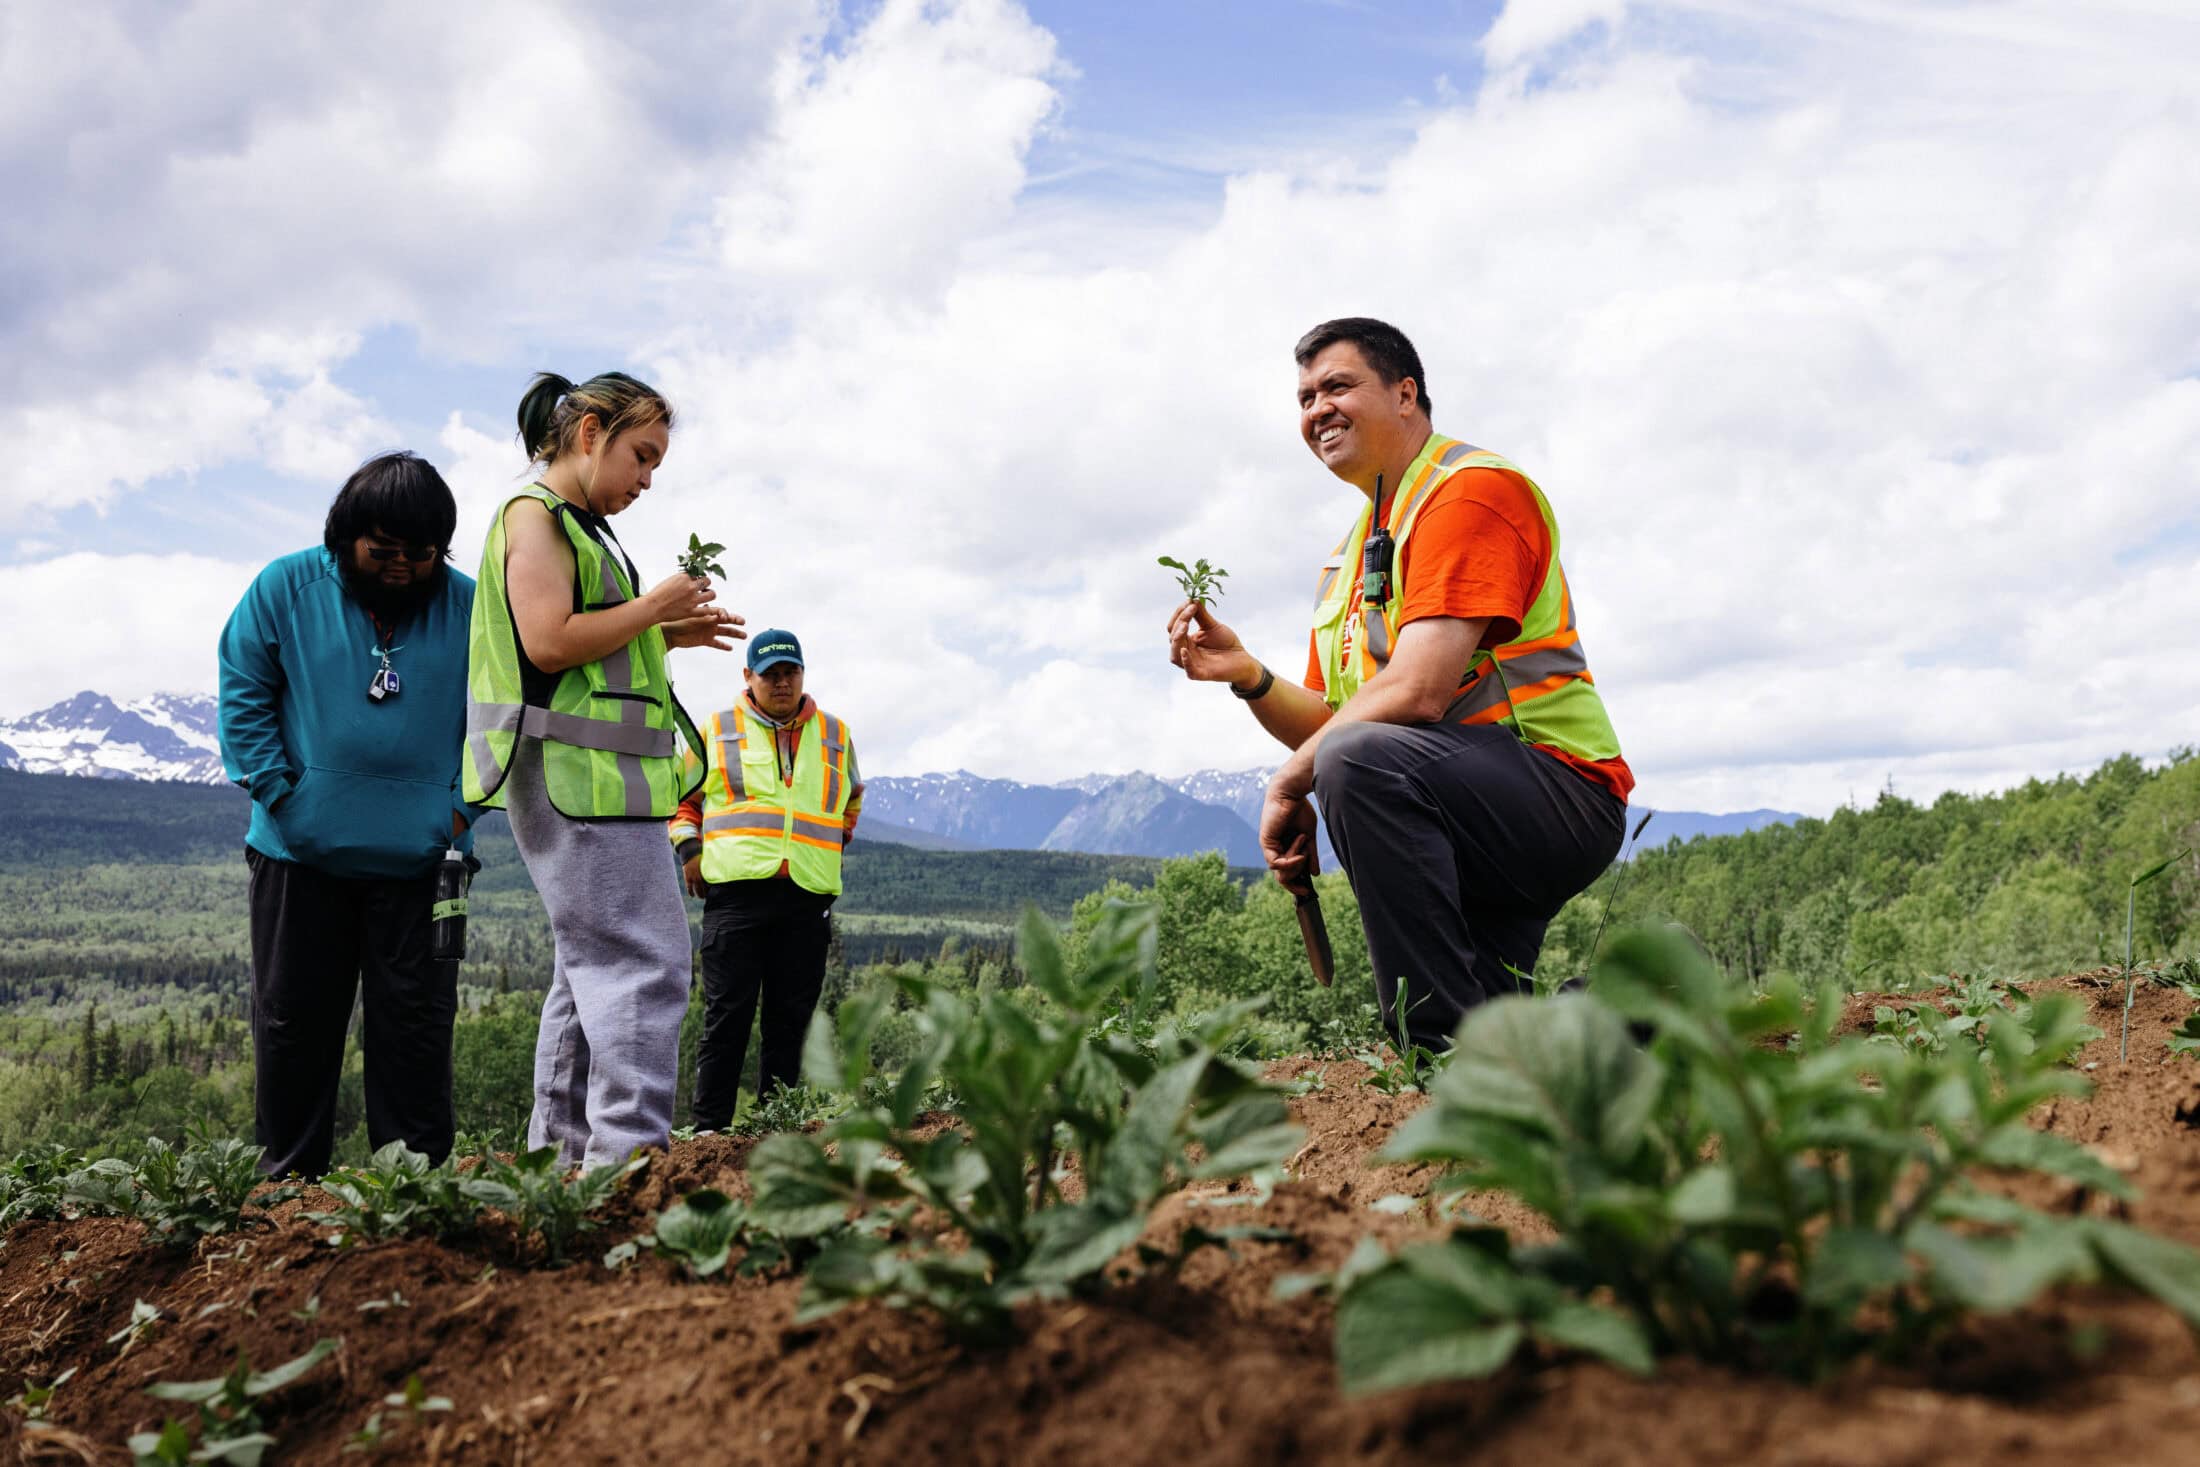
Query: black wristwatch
1231 663 1276 701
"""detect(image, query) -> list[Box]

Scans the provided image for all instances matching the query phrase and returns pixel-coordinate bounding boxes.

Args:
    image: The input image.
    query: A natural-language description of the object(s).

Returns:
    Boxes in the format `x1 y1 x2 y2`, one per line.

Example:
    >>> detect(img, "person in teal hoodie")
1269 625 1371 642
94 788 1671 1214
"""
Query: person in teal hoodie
217 451 485 1178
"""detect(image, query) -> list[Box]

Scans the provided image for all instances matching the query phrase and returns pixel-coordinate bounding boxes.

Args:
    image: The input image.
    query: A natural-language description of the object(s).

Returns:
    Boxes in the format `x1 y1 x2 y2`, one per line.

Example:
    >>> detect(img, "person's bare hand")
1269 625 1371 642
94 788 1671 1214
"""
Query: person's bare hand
683 853 706 898
644 572 714 626
1166 599 1259 687
1260 782 1319 897
664 606 745 651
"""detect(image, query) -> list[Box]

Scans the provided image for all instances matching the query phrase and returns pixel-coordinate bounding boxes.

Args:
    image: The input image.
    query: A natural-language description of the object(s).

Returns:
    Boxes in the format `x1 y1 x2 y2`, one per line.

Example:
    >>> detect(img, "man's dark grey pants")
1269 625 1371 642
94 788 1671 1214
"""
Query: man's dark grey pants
245 850 457 1178
1313 721 1626 1052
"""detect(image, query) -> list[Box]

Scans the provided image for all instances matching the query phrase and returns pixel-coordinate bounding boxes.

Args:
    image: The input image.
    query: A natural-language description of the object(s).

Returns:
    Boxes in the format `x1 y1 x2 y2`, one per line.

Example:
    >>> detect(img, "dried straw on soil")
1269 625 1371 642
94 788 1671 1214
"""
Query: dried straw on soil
4 974 2198 1465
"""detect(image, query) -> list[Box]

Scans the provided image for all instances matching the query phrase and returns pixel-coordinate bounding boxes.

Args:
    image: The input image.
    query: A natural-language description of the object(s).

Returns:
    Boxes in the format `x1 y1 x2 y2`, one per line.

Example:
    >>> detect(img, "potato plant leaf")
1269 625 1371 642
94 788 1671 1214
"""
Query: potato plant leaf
1339 920 2200 1387
1158 554 1228 604
750 898 1301 1339
678 532 728 581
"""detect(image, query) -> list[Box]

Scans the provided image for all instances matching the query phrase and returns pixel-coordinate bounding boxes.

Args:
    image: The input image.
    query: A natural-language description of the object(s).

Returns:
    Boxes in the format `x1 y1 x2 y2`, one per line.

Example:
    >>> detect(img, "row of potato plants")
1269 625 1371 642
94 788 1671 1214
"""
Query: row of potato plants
618 917 2200 1387
0 1127 643 1265
12 908 2200 1411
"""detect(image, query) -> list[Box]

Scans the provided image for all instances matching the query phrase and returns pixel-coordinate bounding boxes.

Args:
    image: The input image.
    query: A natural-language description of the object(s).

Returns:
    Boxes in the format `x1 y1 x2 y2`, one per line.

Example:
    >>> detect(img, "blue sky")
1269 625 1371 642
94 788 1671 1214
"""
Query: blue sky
3 0 2196 814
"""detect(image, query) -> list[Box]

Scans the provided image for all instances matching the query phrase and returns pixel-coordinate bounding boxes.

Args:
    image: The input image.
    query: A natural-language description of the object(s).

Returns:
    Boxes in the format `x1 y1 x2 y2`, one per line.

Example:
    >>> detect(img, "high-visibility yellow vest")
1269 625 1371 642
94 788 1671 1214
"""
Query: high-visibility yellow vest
693 702 854 895
1312 434 1624 766
463 485 703 819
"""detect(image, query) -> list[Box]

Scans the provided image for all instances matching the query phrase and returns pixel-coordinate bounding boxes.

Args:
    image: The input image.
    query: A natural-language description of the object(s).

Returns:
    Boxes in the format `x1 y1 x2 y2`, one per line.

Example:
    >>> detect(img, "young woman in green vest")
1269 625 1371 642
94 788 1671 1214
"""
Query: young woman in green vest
463 371 743 1168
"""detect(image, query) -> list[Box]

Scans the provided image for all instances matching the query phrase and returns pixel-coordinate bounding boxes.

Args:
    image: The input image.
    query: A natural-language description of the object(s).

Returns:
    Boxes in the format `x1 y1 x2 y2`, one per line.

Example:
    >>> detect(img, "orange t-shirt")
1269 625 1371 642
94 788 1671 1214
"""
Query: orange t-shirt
1304 467 1634 803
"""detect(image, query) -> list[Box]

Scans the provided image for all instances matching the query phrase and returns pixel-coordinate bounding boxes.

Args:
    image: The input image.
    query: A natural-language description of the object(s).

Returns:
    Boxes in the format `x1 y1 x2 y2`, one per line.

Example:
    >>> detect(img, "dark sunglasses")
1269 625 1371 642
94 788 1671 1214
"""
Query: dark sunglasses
365 542 440 563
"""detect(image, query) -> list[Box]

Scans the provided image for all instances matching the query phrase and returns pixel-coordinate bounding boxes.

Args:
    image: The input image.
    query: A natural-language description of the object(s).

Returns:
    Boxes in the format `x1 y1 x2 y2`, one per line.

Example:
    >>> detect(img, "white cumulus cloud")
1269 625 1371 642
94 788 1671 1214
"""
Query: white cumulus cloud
4 0 2197 819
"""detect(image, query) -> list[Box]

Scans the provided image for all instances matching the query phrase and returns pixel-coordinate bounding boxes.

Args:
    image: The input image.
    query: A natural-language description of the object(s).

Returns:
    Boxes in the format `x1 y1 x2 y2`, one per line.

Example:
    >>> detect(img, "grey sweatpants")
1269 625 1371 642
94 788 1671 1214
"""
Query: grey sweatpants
504 741 692 1169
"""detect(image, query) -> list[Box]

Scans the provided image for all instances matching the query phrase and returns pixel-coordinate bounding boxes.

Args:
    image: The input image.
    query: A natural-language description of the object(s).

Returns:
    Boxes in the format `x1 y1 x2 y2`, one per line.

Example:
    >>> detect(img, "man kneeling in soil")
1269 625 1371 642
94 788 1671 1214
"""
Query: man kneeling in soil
1166 318 1634 1051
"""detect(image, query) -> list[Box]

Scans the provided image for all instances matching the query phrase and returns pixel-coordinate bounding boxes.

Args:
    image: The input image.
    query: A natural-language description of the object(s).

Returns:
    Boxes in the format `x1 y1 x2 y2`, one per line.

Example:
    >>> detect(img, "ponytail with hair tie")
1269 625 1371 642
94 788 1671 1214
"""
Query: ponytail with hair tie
515 369 675 469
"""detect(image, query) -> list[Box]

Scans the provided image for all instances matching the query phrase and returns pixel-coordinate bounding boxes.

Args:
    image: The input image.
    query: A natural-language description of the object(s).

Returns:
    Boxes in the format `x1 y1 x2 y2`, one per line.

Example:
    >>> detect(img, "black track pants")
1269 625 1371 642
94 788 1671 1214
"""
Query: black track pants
245 849 458 1178
692 876 835 1128
1313 721 1626 1052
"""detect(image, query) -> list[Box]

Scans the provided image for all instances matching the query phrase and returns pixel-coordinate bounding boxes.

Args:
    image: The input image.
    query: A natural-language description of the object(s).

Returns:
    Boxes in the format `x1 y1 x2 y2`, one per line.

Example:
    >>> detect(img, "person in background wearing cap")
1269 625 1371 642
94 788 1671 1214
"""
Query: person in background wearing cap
668 630 863 1127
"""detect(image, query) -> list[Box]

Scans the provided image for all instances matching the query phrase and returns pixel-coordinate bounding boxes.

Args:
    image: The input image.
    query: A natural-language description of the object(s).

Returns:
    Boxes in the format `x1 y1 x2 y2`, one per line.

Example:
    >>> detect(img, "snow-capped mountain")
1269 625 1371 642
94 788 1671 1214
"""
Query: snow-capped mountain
3 689 1802 862
860 769 1260 864
859 770 1084 849
0 692 224 783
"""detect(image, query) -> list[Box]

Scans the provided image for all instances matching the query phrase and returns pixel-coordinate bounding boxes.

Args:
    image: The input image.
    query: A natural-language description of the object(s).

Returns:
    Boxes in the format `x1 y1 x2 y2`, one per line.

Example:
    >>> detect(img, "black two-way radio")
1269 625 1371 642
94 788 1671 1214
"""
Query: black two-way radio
1361 472 1394 607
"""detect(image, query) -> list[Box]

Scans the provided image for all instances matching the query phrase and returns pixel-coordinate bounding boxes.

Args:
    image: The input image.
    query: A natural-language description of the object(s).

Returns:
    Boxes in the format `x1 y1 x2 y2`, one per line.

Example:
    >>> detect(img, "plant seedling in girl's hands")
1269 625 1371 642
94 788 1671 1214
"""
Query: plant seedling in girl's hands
1159 555 1228 604
679 534 728 581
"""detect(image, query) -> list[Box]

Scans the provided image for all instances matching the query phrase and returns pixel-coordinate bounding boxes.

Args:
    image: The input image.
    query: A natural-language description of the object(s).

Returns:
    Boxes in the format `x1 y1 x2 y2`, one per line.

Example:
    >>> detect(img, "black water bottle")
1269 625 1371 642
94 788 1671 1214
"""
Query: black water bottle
430 847 469 962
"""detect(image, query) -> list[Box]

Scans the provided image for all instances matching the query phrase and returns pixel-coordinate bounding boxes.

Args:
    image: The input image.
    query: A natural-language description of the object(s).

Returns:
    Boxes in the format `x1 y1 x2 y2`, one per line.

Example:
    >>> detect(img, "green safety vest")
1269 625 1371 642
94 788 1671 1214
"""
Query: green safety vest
1312 434 1624 765
694 702 853 895
463 486 703 819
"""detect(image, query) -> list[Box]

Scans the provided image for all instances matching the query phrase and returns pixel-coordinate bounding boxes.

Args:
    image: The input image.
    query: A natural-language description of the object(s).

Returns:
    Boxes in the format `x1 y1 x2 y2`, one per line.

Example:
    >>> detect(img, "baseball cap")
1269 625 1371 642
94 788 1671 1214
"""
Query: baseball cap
746 629 804 672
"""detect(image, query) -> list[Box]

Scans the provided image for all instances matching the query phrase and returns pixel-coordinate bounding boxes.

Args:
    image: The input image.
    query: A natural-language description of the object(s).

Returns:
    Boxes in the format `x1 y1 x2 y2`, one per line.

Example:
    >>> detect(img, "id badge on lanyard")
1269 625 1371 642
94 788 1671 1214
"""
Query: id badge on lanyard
368 640 403 702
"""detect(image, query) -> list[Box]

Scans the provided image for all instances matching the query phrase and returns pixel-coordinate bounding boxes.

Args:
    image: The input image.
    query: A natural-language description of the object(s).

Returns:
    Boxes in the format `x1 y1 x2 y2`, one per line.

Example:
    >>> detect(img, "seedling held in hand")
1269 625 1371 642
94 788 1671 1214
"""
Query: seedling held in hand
679 534 728 581
1159 555 1228 604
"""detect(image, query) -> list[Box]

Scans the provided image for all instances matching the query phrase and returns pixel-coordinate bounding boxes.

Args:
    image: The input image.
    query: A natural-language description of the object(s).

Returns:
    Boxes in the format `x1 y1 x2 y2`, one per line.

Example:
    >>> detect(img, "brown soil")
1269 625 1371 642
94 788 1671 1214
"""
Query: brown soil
6 974 2200 1466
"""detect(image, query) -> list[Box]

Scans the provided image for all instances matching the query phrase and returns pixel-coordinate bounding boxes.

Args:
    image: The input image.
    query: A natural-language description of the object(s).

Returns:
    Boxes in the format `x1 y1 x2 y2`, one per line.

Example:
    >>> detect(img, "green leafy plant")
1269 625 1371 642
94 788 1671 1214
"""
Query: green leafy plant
108 1300 162 1360
1330 926 2200 1392
2121 849 2190 1060
309 1142 477 1246
2153 954 2200 1000
459 1148 642 1263
635 1188 790 1279
129 1339 339 1467
9 1366 76 1424
130 1136 298 1246
344 1375 452 1453
678 534 728 581
735 1083 845 1138
1351 979 1445 1095
1868 973 2101 1059
748 901 1302 1339
1 1145 95 1225
2169 1010 2200 1059
61 1156 141 1218
51 1136 295 1246
1157 555 1228 604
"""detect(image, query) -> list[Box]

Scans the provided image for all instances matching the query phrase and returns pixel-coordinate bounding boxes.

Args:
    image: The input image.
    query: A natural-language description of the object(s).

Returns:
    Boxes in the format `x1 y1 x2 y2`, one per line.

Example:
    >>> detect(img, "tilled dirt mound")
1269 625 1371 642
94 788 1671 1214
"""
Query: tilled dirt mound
5 974 2199 1466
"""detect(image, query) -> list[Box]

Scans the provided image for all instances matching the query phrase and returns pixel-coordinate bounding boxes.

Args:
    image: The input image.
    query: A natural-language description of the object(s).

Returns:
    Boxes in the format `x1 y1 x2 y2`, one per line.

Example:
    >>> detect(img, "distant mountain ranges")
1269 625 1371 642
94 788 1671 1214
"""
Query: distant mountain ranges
0 691 1799 862
0 691 224 784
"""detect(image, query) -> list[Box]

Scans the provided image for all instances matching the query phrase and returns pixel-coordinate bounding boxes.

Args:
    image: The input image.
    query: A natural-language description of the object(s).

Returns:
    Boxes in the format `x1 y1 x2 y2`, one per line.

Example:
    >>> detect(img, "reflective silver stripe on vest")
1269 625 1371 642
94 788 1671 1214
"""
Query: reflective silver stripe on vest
606 684 652 816
1446 643 1590 722
820 715 843 813
512 706 676 758
593 549 639 696
1364 606 1392 667
1315 524 1352 604
703 809 783 834
465 700 524 799
715 707 748 800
